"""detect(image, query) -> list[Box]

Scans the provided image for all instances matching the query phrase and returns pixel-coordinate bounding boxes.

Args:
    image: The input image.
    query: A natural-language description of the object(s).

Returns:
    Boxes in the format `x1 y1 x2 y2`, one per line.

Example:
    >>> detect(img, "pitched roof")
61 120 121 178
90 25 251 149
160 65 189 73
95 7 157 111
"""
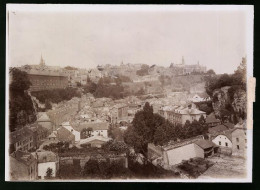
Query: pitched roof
79 136 111 145
10 127 33 144
37 112 51 122
223 122 235 129
208 125 228 134
194 139 216 149
57 127 75 142
205 113 220 124
75 121 109 131
10 151 36 166
33 150 58 163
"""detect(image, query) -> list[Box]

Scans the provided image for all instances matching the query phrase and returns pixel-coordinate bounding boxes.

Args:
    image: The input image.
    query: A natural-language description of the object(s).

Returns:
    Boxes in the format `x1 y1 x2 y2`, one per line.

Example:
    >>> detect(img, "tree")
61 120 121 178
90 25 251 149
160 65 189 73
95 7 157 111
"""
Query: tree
206 69 216 75
83 159 100 177
46 167 53 178
10 68 31 95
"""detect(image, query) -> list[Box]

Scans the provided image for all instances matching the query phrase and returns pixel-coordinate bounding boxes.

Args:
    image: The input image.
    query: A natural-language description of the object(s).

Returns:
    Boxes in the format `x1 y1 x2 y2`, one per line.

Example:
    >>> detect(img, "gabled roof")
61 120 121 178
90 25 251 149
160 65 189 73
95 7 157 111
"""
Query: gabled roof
223 122 235 129
10 127 33 144
205 113 220 124
79 136 111 145
208 125 228 134
33 150 58 163
10 151 36 166
37 112 51 122
57 127 75 142
194 139 216 149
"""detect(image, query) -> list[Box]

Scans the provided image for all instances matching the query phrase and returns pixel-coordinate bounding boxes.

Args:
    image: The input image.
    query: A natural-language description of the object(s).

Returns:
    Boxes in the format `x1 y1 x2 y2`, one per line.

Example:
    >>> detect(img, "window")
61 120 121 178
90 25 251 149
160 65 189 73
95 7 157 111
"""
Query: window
225 142 228 147
236 138 239 142
237 145 240 150
219 141 221 145
245 139 247 143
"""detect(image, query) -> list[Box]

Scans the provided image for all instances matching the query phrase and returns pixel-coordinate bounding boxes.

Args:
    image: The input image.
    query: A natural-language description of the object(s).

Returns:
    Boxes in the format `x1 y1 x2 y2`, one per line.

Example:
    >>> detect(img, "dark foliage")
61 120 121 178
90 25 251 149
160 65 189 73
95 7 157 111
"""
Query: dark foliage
9 68 36 131
31 87 81 104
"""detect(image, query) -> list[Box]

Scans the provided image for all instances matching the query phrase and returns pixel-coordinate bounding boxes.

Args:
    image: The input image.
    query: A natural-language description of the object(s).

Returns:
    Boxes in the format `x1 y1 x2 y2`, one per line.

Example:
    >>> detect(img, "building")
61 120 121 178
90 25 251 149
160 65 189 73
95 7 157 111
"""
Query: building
30 123 49 149
9 151 38 180
190 93 211 103
60 122 80 142
158 106 206 126
21 56 68 91
79 136 111 148
37 112 53 133
75 121 109 138
33 150 59 179
170 57 207 75
205 113 221 127
9 127 34 153
56 127 75 144
209 124 247 156
110 104 129 123
148 136 215 169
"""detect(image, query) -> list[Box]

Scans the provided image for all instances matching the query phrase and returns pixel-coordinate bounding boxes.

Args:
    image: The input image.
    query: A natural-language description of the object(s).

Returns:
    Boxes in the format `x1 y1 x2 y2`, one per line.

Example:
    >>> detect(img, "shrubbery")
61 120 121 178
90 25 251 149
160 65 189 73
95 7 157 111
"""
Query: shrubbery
31 87 81 104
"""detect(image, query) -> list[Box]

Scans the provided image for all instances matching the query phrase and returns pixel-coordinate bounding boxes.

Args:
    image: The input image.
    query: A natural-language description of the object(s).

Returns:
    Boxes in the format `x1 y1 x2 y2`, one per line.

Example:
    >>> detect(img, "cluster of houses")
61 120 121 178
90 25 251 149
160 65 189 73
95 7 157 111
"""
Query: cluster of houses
148 116 247 169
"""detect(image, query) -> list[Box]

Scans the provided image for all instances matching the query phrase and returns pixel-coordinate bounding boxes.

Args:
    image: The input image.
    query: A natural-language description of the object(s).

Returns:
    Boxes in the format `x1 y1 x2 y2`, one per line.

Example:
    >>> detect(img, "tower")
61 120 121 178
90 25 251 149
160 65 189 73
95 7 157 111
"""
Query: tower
182 56 185 65
40 54 45 66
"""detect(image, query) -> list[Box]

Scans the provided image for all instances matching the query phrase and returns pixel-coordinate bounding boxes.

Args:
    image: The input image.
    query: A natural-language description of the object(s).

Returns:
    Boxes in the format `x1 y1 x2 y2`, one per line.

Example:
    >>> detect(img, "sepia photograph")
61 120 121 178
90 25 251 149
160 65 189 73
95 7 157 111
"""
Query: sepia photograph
5 4 254 182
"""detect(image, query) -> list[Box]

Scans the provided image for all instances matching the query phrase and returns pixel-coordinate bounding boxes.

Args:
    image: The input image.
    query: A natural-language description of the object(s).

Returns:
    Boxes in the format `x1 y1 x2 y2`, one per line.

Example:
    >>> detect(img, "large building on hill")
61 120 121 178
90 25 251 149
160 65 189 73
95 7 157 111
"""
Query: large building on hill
170 56 207 75
158 105 206 126
19 56 68 91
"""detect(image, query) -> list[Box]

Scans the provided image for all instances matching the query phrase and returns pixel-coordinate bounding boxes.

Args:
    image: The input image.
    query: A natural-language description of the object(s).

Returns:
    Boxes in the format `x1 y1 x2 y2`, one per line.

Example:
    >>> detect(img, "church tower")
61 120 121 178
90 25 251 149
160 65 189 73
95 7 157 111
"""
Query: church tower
40 54 45 66
182 56 185 65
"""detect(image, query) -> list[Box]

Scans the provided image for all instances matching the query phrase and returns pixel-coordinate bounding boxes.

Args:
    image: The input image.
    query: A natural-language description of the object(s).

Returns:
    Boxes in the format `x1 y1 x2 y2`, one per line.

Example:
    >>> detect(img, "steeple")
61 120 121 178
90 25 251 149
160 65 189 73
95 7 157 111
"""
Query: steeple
40 54 45 66
182 56 185 65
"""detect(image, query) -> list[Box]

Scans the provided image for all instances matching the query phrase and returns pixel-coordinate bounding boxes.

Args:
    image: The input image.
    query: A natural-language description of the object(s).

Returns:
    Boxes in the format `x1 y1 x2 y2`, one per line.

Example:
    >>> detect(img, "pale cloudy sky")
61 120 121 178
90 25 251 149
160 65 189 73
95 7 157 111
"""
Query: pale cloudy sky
7 5 251 74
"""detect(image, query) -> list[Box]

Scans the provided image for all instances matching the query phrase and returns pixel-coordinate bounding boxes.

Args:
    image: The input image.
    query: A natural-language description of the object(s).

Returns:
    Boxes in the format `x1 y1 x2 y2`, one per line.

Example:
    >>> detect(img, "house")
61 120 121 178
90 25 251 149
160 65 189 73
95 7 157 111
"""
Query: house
33 150 59 179
9 150 38 180
148 135 215 169
208 125 228 135
56 127 75 144
75 121 109 138
210 125 247 156
205 113 221 127
159 106 206 126
47 131 57 141
160 137 215 168
61 122 80 142
37 112 53 133
110 104 129 123
29 123 49 149
79 136 111 148
190 93 211 103
223 122 235 129
9 127 34 153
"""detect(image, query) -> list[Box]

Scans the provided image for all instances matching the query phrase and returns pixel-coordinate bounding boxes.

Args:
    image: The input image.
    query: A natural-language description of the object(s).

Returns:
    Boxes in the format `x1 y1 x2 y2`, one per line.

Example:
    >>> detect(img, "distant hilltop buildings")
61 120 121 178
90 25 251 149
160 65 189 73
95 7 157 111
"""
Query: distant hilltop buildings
170 56 207 75
18 56 68 91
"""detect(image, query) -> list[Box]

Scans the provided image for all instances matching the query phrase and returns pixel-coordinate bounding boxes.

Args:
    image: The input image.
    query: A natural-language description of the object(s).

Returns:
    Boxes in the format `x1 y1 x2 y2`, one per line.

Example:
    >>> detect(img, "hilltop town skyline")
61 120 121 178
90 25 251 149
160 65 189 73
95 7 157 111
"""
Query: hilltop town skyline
8 5 247 74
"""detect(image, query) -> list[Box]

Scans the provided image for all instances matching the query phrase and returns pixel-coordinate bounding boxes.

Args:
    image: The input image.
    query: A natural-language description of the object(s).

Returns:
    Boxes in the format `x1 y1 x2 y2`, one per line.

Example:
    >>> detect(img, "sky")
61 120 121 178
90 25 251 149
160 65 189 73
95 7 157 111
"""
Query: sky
7 5 251 74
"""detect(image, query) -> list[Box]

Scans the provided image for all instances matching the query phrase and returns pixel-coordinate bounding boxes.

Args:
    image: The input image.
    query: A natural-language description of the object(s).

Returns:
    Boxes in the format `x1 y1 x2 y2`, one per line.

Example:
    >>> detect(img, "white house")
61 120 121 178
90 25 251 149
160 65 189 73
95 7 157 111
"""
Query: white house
33 150 59 179
212 134 232 148
61 122 80 142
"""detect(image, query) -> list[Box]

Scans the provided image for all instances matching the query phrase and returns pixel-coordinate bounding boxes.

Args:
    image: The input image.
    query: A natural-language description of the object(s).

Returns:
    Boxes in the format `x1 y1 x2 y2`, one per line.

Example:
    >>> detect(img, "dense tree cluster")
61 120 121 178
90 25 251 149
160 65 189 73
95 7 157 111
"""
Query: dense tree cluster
102 140 128 153
9 68 36 132
136 64 149 76
205 57 246 96
31 87 81 104
82 158 130 179
124 102 208 153
83 78 125 99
